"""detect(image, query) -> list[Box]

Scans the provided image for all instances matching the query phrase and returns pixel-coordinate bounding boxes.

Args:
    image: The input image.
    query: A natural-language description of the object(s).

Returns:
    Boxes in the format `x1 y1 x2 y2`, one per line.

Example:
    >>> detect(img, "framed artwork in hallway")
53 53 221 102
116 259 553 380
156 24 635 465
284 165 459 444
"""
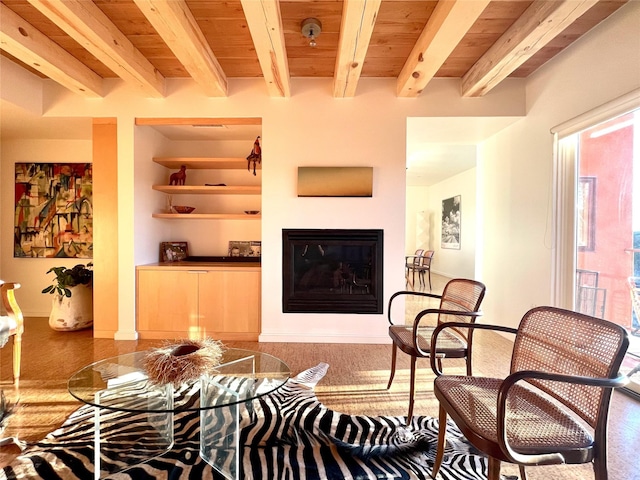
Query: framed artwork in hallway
442 195 461 250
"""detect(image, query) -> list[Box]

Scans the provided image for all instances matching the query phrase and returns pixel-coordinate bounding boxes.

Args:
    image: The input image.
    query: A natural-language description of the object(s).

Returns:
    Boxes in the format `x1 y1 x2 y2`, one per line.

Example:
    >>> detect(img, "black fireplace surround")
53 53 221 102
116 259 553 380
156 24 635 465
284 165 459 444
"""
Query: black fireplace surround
282 229 383 314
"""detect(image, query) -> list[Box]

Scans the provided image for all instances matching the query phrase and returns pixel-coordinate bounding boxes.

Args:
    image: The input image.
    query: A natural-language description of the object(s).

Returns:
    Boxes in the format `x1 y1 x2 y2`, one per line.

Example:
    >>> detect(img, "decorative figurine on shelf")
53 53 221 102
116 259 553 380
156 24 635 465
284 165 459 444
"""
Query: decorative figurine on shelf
169 165 187 185
246 136 261 176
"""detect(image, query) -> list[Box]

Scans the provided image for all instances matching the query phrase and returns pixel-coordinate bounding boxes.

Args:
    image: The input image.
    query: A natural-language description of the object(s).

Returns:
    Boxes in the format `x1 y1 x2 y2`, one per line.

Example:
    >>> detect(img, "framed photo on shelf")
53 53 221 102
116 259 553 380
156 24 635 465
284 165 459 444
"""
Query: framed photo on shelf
228 240 261 257
160 241 189 262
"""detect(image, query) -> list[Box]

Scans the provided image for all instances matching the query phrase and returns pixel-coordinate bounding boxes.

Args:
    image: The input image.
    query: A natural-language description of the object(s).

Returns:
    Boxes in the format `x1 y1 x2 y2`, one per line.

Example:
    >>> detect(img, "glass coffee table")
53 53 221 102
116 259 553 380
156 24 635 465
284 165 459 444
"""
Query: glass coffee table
68 348 290 479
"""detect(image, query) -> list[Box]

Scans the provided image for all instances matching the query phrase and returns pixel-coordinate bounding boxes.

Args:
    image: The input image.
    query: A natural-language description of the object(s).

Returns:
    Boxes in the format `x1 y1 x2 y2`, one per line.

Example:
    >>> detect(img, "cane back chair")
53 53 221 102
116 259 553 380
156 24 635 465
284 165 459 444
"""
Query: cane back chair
404 249 424 288
415 250 434 290
387 278 486 420
0 281 24 385
431 306 629 480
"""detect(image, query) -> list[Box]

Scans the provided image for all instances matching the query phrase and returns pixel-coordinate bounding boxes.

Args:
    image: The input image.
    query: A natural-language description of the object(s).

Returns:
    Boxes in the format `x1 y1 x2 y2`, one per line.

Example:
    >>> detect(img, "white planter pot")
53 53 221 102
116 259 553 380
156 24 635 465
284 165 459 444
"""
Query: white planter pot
48 285 93 331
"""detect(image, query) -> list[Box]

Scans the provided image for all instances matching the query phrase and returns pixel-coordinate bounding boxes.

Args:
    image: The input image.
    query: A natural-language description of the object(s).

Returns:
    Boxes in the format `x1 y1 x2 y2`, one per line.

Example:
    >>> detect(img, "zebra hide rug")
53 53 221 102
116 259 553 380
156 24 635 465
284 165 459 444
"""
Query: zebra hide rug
1 363 500 480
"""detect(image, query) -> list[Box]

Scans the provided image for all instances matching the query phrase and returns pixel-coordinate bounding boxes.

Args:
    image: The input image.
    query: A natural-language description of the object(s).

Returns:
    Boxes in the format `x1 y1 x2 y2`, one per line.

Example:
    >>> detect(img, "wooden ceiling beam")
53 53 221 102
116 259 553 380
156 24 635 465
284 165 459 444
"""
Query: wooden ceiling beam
132 0 227 97
333 0 381 98
462 0 599 97
0 3 102 97
26 0 165 97
240 0 290 97
397 0 490 97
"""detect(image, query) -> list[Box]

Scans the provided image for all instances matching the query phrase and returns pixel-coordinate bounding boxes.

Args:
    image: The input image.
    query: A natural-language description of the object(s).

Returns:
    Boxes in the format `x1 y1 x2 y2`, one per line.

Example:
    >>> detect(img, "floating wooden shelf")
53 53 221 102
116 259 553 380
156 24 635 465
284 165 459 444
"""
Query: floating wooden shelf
152 213 261 220
152 185 261 195
153 157 259 170
152 153 261 221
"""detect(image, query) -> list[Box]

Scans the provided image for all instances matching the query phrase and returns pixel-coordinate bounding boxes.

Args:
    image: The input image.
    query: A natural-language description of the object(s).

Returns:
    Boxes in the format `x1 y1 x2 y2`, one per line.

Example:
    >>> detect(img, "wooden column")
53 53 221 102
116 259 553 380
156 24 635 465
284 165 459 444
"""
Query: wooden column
92 118 118 337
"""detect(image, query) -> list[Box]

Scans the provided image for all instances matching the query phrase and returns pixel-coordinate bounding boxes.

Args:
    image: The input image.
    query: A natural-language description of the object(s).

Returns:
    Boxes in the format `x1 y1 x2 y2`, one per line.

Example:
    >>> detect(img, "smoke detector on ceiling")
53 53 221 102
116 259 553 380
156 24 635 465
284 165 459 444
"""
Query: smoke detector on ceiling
301 18 322 48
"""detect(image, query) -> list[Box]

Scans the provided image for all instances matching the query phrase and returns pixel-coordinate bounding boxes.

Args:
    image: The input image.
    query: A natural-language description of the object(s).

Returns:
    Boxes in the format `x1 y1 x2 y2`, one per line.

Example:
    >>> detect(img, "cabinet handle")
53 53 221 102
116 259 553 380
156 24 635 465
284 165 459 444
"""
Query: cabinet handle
187 270 207 274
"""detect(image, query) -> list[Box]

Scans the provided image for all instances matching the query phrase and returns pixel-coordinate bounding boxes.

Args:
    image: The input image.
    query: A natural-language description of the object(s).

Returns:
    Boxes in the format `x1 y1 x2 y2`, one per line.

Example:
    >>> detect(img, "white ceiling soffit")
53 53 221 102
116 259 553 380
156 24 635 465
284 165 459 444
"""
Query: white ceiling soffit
406 116 522 187
149 123 261 141
0 100 91 140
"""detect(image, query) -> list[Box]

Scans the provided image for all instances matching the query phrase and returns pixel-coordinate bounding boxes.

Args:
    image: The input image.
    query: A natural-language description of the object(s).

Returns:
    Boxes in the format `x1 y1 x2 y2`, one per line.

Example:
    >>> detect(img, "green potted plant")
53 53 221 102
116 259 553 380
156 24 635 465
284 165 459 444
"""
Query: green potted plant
42 263 93 297
42 263 93 331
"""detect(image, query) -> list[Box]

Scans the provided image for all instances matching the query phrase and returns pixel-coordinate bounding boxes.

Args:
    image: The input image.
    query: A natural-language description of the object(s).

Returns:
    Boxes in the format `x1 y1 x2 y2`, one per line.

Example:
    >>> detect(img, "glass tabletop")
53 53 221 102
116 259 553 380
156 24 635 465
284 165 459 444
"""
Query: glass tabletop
68 347 290 413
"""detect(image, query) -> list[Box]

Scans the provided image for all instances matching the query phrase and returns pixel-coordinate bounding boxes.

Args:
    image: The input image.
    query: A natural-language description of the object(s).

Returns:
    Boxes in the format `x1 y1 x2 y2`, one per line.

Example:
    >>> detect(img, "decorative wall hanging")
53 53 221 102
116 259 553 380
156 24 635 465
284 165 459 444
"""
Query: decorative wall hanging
246 136 261 176
297 167 373 197
14 163 93 258
441 195 461 250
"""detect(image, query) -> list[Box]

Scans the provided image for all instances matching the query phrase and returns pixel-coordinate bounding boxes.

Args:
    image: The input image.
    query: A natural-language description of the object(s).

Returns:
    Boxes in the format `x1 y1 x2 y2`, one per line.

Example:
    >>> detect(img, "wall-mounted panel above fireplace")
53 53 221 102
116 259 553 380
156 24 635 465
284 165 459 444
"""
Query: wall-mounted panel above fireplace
282 229 383 314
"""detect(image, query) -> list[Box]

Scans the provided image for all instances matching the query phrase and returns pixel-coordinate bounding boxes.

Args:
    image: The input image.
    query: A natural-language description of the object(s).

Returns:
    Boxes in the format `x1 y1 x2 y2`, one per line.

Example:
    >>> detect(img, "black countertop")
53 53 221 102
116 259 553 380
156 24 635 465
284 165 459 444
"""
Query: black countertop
184 256 261 263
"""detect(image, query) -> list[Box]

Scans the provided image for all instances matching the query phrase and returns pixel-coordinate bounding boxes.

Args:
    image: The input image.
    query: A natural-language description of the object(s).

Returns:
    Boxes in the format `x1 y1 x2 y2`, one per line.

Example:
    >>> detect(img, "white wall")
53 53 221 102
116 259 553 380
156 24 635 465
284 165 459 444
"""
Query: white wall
0 139 92 315
406 186 430 255
478 2 640 328
2 74 524 342
427 168 477 279
2 2 637 341
406 168 477 280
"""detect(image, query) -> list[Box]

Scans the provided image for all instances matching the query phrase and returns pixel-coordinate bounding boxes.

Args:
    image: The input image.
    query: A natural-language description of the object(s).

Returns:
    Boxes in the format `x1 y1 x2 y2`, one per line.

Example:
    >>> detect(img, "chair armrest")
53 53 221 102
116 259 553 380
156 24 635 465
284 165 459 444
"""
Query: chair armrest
429 322 517 375
387 290 442 325
415 309 483 354
495 370 629 466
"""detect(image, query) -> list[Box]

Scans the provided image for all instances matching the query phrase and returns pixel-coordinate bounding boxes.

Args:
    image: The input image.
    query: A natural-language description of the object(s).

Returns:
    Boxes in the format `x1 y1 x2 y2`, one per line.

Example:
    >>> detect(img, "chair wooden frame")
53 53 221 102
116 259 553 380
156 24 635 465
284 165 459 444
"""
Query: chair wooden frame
430 306 629 480
415 250 434 289
386 278 486 420
1 281 24 386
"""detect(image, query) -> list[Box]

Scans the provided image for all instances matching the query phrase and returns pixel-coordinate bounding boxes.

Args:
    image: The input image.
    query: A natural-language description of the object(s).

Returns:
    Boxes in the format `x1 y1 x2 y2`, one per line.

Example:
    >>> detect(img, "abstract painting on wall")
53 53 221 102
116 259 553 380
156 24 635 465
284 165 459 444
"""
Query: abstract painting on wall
14 163 93 258
442 195 461 250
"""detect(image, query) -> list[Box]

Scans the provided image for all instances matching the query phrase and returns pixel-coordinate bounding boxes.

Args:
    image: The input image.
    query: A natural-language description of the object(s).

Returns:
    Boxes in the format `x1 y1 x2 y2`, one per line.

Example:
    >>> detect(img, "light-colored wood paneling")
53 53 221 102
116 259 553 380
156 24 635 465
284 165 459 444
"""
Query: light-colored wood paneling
152 185 261 195
199 270 261 335
1 0 628 95
136 265 261 340
92 119 118 338
136 269 199 333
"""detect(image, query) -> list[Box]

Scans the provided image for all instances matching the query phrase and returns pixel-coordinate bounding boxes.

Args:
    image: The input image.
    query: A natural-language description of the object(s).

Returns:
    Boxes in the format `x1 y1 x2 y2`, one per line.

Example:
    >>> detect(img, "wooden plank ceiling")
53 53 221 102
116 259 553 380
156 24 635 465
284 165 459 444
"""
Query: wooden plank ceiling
0 0 628 99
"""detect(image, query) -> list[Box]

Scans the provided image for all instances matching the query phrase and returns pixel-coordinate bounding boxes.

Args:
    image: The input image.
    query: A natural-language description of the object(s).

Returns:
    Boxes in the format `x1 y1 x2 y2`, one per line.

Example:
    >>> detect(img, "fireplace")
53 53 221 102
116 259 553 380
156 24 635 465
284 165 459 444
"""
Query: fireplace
282 229 383 314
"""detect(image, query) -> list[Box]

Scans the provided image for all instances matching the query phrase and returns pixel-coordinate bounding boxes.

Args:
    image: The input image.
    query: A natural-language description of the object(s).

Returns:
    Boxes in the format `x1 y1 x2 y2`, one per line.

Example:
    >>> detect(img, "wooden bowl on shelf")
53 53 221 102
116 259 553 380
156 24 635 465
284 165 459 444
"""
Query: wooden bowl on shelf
172 206 195 214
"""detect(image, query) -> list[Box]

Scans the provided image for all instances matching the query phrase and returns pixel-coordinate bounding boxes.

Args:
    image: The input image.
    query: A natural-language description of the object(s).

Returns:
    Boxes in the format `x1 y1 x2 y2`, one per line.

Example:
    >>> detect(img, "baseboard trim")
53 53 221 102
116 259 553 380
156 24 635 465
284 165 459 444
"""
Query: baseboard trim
259 333 391 344
114 330 138 340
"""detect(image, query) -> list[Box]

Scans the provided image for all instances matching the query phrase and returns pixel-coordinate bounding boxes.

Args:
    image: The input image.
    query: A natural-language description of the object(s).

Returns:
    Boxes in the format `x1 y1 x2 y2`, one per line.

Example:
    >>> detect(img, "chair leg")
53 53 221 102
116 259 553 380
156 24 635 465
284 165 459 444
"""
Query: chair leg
13 335 21 386
387 343 398 389
519 465 528 480
592 451 608 480
487 457 501 480
431 405 447 479
407 355 417 422
427 269 432 290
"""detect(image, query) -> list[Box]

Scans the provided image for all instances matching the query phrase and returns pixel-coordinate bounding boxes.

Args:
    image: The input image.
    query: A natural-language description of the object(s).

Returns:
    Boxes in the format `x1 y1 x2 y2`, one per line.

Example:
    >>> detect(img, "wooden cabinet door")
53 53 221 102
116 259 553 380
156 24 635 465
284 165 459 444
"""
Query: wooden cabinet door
137 269 199 336
199 270 261 339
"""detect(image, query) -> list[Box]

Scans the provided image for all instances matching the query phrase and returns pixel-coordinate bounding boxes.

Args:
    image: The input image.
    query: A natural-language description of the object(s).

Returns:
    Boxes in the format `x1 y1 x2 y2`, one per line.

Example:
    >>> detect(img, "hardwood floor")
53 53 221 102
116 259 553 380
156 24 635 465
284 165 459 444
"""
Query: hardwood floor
1 273 639 479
